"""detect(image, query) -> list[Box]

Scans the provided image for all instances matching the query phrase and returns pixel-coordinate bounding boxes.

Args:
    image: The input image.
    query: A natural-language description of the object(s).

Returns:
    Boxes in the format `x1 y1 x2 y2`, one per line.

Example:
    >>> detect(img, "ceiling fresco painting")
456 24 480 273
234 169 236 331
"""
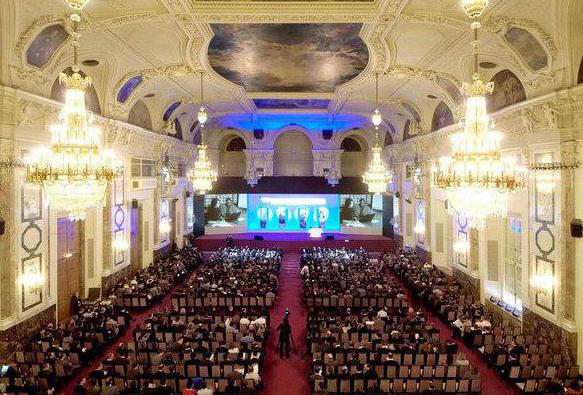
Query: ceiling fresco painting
26 24 69 69
253 99 331 110
504 27 548 71
117 76 143 104
208 24 369 93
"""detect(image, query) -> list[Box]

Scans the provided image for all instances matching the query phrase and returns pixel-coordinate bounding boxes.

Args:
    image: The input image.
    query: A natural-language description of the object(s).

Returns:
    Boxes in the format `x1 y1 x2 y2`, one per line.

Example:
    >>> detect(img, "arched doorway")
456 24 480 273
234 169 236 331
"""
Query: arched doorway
219 135 246 176
340 137 365 177
273 131 313 176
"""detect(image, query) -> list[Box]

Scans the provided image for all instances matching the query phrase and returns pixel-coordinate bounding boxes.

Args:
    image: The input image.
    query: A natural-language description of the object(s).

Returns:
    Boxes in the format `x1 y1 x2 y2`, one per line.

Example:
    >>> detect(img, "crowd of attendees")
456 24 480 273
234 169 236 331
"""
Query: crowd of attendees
67 246 280 395
383 248 581 394
301 247 398 300
1 245 202 395
108 247 203 308
302 247 480 394
182 247 280 299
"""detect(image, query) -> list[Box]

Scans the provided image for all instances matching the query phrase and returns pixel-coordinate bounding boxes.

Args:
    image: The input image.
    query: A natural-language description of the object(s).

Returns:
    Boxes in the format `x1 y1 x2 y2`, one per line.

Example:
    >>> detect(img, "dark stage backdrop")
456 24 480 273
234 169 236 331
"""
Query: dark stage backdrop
382 194 394 238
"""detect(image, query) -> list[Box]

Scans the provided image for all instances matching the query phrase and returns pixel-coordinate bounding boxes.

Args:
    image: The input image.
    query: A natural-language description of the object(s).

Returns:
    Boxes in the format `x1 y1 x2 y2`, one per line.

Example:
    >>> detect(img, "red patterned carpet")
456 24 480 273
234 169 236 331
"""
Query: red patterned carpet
59 250 517 395
260 252 311 395
390 273 518 395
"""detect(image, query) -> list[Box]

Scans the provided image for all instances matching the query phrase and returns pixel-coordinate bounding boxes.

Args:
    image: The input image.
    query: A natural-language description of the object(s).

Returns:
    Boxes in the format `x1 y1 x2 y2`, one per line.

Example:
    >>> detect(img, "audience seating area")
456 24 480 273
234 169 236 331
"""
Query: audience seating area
384 248 580 394
108 247 203 309
67 247 281 395
1 245 202 395
301 247 481 394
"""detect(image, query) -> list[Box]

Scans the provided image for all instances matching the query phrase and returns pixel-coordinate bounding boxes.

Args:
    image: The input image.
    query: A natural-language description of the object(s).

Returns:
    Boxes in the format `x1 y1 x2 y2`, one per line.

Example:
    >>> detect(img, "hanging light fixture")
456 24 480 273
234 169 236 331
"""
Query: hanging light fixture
462 0 489 18
363 73 392 194
433 2 525 229
197 72 208 127
25 1 118 221
188 73 217 194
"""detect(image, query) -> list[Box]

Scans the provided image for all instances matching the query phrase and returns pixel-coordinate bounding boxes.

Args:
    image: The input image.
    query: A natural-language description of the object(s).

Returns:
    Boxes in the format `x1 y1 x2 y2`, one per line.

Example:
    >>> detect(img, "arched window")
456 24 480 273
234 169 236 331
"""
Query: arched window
340 137 366 177
273 132 313 177
226 137 246 152
219 135 247 176
127 100 152 130
173 119 183 141
431 102 454 132
341 137 362 152
384 132 393 147
487 69 526 113
51 67 101 115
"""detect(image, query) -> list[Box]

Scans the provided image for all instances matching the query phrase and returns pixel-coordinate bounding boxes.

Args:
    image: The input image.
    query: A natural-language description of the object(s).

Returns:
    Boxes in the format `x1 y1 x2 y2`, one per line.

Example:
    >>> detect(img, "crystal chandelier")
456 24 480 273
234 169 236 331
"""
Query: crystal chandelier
433 3 525 229
65 0 89 11
188 73 217 194
26 4 118 221
363 73 392 194
462 0 489 18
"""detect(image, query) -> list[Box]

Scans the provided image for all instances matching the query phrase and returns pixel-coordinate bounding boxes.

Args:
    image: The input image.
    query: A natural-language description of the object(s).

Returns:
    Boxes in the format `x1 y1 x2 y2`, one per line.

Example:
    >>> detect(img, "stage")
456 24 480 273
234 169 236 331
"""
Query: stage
192 232 395 252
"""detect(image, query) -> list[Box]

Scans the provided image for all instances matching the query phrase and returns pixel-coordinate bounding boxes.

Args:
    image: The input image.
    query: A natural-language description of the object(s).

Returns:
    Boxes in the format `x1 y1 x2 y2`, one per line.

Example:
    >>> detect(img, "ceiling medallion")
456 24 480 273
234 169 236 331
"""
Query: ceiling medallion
433 1 525 229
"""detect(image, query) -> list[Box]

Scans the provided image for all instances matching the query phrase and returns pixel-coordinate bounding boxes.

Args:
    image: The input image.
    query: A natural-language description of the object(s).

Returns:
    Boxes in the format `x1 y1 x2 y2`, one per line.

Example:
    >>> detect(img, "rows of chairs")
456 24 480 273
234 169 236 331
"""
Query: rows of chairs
313 377 482 394
306 296 408 308
171 294 275 309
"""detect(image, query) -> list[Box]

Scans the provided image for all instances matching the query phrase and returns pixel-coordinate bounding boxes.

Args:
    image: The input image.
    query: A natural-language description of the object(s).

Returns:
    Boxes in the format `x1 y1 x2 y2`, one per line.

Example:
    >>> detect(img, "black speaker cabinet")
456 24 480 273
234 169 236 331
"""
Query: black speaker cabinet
0 218 5 236
254 235 264 241
131 199 139 209
571 219 582 238
253 129 264 140
325 235 335 241
186 191 191 198
322 129 333 140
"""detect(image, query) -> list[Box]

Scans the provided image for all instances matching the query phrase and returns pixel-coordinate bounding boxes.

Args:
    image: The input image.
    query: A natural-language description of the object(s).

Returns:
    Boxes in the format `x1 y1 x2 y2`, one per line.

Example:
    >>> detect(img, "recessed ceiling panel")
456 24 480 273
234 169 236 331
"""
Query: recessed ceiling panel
253 99 330 110
208 24 369 93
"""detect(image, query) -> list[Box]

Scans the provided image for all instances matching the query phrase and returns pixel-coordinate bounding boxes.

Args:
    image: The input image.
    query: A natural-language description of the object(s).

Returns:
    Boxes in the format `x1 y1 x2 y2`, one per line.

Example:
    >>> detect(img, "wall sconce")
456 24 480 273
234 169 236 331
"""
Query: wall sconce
113 236 129 252
21 271 44 289
453 239 470 254
413 222 425 235
531 274 556 294
160 218 171 234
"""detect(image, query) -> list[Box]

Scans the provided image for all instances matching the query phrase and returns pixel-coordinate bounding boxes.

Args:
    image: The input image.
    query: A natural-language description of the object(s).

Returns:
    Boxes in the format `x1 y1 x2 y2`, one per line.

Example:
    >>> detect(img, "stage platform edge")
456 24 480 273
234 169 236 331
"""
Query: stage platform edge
192 233 395 253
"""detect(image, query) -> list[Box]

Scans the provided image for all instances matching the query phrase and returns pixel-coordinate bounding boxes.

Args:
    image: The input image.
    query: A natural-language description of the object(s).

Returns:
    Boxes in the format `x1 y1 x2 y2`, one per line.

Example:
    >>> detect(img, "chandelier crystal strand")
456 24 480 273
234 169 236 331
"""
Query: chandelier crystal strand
433 4 525 229
26 5 118 221
188 73 217 194
364 73 392 194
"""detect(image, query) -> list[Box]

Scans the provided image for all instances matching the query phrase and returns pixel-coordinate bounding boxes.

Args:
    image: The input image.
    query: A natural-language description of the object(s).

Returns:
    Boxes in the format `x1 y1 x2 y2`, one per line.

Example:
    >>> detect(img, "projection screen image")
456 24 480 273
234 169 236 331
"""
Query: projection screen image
247 194 340 232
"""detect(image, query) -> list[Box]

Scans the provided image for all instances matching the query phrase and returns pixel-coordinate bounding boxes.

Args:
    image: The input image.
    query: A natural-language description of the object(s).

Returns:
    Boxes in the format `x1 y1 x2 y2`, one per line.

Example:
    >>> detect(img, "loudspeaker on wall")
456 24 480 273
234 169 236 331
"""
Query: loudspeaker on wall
253 129 264 140
0 218 5 236
571 219 582 238
131 199 139 209
322 129 333 140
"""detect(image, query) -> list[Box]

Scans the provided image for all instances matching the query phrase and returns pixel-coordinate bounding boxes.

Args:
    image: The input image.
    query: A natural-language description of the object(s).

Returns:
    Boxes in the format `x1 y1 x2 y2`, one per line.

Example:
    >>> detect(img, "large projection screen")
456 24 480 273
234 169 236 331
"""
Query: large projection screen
247 194 340 232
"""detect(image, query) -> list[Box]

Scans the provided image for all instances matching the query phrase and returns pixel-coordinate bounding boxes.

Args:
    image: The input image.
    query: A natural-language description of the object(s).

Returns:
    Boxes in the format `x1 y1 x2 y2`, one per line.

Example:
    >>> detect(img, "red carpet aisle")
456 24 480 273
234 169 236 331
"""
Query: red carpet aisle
260 253 311 395
389 273 518 395
59 284 181 394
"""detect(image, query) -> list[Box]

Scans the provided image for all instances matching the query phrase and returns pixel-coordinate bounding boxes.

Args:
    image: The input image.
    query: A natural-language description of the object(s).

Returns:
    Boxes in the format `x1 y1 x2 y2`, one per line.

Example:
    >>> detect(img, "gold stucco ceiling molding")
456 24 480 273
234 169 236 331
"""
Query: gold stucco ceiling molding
399 11 468 30
181 0 379 23
86 12 165 30
110 64 198 116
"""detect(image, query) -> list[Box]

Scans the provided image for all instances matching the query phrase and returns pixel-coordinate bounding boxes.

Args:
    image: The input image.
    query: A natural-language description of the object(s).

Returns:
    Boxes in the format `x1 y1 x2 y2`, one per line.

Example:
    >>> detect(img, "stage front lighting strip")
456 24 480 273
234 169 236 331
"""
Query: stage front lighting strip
259 197 327 206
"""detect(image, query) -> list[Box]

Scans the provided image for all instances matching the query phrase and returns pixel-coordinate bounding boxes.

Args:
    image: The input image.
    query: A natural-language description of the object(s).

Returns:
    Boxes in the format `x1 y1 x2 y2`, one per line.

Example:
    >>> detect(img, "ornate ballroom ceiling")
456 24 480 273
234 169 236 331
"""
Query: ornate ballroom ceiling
1 0 581 144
